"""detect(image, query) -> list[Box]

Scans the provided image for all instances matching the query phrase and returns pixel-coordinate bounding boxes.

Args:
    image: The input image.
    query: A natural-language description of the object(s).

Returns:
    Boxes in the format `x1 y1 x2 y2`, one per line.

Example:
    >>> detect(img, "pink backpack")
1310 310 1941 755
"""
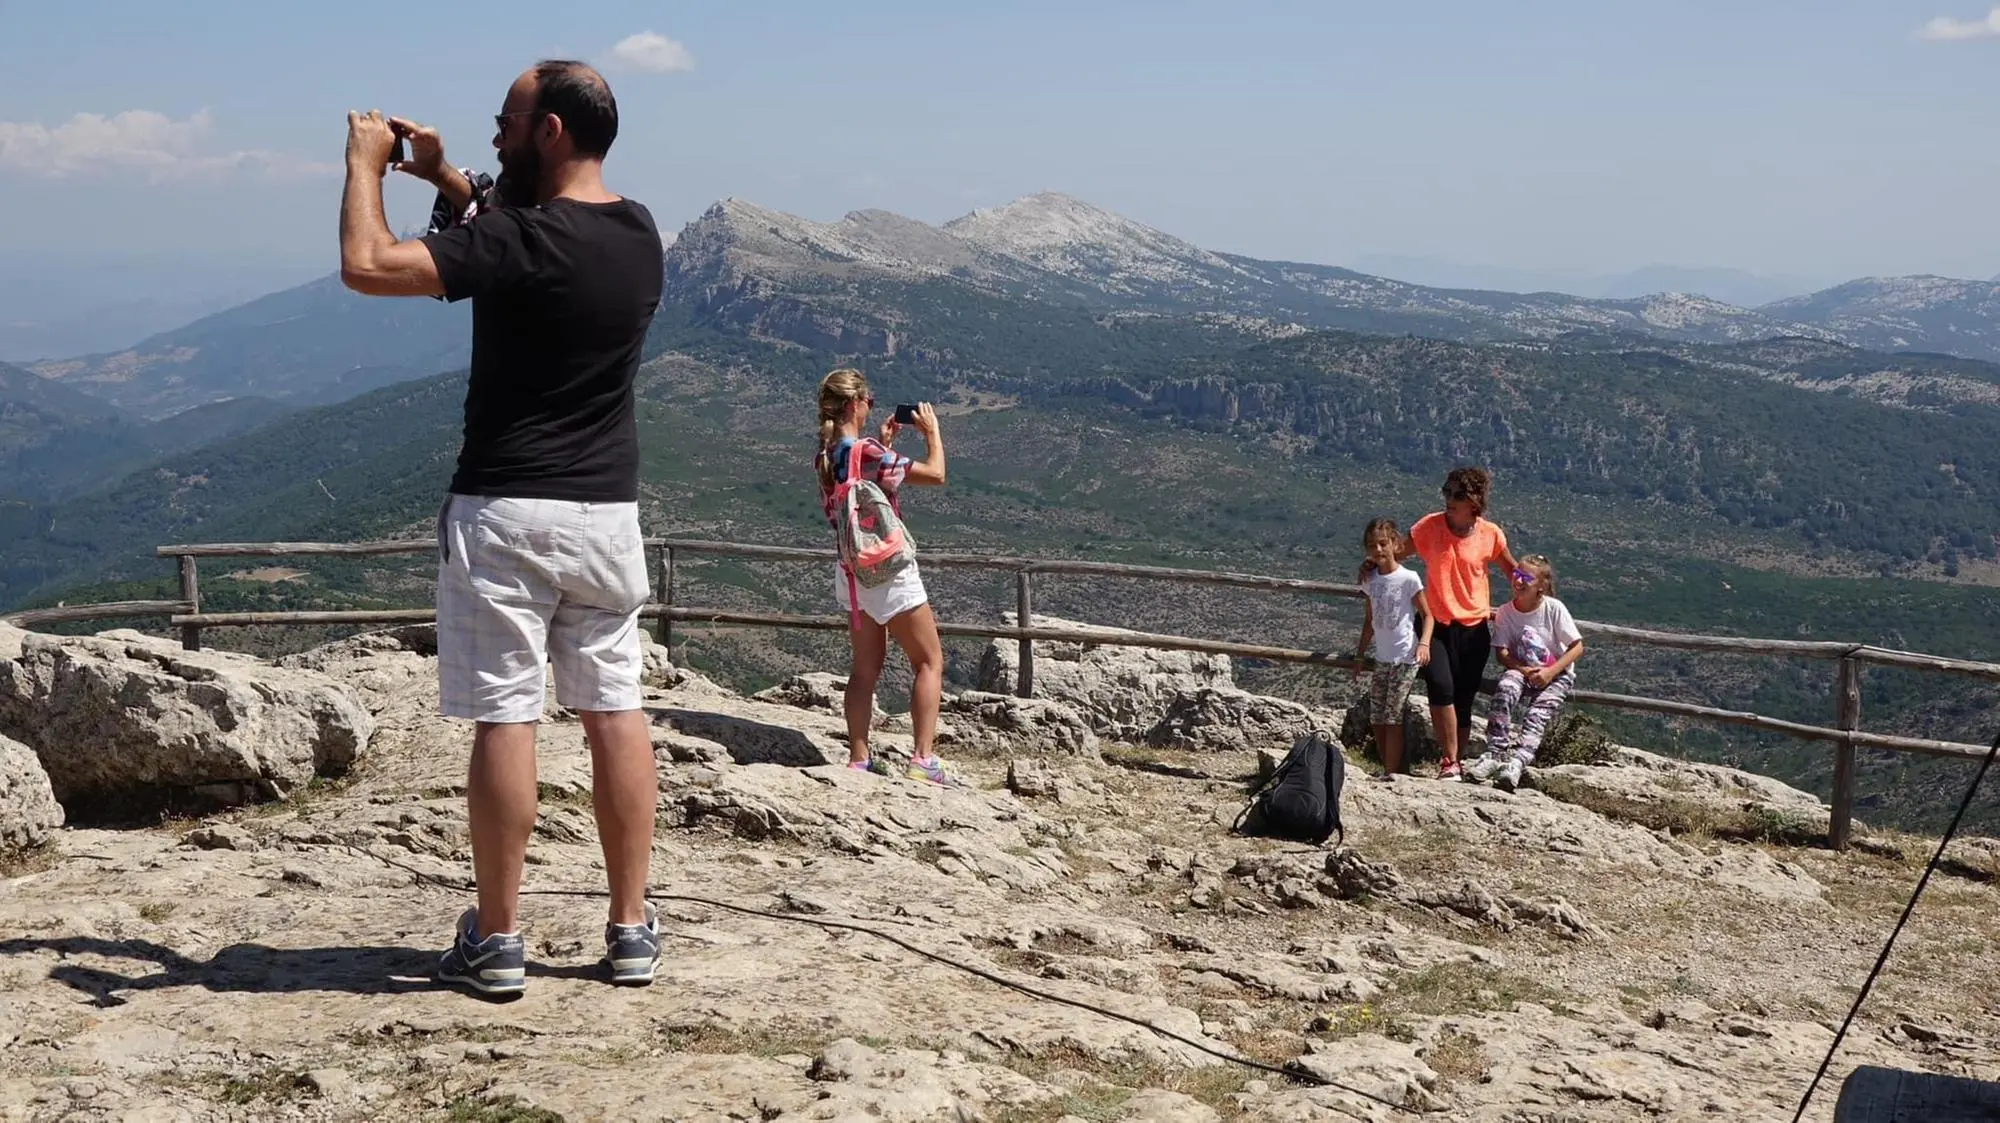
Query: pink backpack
828 439 916 622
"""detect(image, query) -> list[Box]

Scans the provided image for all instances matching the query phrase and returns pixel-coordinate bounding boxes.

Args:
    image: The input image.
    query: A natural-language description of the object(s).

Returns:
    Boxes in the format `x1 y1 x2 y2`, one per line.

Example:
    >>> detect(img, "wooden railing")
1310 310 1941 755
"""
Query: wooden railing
3 536 1996 850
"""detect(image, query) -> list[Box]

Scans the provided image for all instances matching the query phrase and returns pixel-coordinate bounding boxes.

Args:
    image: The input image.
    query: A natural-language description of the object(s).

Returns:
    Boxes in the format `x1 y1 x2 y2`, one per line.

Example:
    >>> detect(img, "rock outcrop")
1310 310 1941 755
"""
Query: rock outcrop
0 625 373 816
0 733 62 848
1148 685 1335 753
977 613 1232 740
941 690 1099 757
0 622 1990 1122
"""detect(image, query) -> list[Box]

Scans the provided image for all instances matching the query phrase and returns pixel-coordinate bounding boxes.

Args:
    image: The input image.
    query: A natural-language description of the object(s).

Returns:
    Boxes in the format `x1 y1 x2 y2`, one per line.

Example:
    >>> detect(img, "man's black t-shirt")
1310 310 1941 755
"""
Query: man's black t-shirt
422 197 663 502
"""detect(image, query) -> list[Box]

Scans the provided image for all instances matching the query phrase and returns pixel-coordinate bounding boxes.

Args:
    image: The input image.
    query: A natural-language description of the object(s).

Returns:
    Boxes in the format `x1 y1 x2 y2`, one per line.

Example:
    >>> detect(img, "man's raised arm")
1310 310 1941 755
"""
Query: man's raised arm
339 110 445 297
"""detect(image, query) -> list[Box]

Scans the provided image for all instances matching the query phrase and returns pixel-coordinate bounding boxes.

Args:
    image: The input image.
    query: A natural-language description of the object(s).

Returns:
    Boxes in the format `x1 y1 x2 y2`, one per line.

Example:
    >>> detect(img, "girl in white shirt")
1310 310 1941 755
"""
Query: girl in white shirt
1465 554 1584 792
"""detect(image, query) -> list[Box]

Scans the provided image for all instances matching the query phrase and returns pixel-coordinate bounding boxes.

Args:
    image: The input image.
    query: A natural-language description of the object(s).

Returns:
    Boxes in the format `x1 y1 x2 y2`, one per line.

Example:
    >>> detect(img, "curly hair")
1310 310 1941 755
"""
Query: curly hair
1441 466 1492 515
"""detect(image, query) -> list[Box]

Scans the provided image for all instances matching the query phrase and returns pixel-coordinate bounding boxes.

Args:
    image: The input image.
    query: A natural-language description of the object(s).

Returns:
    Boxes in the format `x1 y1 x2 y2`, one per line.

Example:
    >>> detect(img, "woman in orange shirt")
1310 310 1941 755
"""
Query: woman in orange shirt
1368 466 1519 779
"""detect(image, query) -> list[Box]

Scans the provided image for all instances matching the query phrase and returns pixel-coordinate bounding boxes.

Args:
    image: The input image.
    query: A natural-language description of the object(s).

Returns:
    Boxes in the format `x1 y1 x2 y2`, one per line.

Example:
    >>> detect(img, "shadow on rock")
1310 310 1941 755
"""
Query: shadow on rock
649 706 835 767
0 936 600 1006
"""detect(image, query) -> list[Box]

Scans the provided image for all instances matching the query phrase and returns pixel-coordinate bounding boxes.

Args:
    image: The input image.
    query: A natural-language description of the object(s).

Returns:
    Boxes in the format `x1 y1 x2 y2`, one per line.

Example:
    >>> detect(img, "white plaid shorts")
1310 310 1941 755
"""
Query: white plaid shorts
434 494 652 723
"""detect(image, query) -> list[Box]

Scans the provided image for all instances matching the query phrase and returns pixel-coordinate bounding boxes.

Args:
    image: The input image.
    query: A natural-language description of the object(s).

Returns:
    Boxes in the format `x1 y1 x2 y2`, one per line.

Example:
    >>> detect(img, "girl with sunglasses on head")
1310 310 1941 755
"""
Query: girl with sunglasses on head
814 369 959 786
1464 554 1585 792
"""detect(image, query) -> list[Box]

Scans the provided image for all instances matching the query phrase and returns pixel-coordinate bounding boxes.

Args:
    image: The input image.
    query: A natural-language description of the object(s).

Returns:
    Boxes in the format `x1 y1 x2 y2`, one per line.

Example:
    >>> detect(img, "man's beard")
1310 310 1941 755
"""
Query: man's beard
494 144 541 208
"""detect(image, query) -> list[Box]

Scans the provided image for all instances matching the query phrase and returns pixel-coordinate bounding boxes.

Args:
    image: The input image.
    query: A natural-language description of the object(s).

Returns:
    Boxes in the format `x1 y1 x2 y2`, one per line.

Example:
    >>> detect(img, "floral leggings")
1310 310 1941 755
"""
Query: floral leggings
1487 669 1573 764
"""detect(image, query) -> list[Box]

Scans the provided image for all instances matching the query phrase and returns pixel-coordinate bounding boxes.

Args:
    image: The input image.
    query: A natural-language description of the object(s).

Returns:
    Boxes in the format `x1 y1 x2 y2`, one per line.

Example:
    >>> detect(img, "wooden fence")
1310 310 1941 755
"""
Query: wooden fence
5 536 1998 850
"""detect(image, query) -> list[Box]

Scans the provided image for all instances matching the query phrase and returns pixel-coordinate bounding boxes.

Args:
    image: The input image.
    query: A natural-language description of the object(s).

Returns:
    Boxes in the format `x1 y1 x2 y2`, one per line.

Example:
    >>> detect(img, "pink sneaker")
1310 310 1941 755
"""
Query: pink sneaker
1438 759 1463 780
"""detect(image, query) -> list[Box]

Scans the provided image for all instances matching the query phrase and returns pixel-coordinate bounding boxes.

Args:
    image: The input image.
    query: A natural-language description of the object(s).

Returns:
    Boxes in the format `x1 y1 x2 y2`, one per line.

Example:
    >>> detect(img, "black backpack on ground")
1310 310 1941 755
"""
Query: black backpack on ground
1233 730 1346 845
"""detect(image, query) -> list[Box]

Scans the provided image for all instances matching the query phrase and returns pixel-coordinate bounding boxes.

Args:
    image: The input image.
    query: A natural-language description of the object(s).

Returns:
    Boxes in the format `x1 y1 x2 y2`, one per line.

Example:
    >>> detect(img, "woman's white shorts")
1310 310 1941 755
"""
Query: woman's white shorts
833 561 929 626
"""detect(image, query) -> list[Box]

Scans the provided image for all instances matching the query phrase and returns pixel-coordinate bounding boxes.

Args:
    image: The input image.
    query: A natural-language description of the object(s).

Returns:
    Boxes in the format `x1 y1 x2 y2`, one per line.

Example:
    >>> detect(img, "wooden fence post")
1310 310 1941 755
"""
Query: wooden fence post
658 545 675 652
1832 656 1861 850
178 555 201 652
1016 568 1035 699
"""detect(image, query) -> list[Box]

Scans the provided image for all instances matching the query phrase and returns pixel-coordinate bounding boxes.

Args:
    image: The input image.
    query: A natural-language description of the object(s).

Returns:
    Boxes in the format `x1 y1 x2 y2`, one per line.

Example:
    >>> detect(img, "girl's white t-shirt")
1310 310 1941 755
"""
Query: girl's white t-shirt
1364 566 1425 664
1492 595 1582 670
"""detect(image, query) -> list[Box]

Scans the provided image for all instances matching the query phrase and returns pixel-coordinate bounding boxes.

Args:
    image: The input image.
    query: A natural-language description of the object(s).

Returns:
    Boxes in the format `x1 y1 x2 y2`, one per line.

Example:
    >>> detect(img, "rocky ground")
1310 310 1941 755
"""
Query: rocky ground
2 621 1999 1122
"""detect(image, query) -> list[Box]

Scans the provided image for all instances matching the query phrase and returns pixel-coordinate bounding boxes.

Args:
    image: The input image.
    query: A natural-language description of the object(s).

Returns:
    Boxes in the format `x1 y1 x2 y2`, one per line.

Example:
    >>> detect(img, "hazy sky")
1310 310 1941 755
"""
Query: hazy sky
5 0 2000 290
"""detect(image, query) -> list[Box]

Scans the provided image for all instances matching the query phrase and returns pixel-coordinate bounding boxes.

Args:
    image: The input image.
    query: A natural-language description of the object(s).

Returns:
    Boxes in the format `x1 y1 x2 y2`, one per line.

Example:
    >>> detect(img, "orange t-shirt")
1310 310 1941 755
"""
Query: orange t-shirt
1410 512 1509 625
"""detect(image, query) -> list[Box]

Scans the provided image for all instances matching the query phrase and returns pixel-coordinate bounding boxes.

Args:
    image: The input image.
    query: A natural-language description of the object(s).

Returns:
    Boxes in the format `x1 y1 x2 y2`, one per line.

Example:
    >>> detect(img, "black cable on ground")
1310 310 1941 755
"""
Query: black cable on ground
347 843 1422 1115
1789 728 2000 1123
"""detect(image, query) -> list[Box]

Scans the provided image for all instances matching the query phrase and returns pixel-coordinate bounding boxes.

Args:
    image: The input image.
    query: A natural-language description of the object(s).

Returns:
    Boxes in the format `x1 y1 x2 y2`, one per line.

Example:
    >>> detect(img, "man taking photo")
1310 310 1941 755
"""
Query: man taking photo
338 59 665 998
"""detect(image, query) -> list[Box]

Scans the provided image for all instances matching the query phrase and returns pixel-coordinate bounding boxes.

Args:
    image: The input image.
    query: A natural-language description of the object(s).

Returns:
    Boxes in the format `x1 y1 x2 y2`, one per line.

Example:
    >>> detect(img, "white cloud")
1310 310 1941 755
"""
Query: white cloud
0 109 333 181
609 31 696 73
1917 7 2000 40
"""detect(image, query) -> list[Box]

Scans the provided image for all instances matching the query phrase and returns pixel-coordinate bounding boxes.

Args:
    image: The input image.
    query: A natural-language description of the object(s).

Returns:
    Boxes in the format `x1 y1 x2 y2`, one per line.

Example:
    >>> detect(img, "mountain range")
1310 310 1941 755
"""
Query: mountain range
662 191 2000 364
14 192 2000 426
22 275 469 419
0 361 292 502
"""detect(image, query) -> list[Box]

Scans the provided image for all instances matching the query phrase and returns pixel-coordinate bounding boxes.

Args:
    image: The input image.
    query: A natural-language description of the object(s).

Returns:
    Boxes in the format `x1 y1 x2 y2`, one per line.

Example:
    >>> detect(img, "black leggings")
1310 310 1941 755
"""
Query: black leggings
1422 620 1491 723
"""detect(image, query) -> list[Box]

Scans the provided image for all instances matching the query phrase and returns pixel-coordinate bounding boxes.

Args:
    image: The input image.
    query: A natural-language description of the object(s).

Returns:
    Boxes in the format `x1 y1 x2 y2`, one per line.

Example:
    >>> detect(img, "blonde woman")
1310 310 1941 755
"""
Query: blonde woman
814 369 957 785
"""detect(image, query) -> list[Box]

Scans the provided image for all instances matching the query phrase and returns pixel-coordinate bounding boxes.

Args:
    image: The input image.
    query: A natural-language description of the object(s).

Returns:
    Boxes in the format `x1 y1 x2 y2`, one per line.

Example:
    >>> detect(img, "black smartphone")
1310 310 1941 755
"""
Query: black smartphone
894 403 921 424
389 134 408 165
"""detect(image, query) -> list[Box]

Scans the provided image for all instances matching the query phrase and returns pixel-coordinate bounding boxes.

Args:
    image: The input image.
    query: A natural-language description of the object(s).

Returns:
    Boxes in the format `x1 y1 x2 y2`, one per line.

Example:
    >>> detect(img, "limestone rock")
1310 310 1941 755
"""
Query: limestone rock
641 639 675 687
754 672 865 717
943 691 1100 757
0 732 63 848
1117 1088 1221 1122
801 1038 1049 1120
276 624 438 671
1288 1034 1443 1113
0 629 373 816
276 626 436 715
978 613 1232 739
1536 743 1832 841
1146 686 1337 753
1008 759 1061 800
0 611 1980 1123
649 695 845 768
179 824 255 852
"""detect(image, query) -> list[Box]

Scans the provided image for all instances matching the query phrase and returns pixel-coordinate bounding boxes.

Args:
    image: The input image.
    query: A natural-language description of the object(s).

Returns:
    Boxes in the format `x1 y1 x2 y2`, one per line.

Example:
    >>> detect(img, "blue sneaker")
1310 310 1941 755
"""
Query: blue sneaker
436 907 526 998
605 902 660 986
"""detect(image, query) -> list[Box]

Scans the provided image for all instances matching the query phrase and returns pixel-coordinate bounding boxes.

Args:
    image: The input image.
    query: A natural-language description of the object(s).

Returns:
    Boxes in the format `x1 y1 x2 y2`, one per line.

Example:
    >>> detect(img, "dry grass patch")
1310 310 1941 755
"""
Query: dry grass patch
993 1043 1253 1120
205 1066 309 1106
535 782 593 810
1426 1028 1488 1085
0 843 58 878
660 1017 835 1058
1317 962 1576 1044
1101 745 1242 782
444 1095 566 1123
137 901 179 923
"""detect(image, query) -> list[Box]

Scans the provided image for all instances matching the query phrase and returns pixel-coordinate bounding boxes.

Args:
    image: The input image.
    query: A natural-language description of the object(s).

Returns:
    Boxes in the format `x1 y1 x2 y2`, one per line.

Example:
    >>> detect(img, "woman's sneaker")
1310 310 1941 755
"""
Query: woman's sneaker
1438 759 1464 780
1495 757 1526 793
436 907 526 998
906 755 964 788
605 901 661 986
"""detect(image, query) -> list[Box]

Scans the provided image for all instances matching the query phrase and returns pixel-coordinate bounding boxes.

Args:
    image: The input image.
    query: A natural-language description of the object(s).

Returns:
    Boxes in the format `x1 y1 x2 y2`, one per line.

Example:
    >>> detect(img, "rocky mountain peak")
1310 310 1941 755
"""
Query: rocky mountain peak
942 191 1248 286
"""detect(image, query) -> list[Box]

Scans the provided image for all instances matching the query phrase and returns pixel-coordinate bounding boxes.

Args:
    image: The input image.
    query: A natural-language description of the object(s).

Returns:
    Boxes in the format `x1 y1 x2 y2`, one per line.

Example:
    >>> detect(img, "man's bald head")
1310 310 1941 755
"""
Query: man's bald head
517 59 618 159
